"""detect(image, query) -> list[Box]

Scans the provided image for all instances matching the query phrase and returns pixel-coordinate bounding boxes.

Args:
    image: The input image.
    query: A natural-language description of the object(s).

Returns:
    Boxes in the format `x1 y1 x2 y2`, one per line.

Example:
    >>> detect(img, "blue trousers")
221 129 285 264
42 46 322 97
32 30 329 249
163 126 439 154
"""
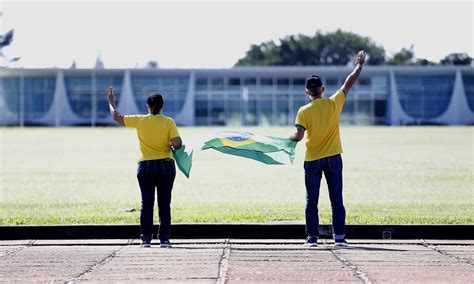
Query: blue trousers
137 158 176 241
304 154 346 239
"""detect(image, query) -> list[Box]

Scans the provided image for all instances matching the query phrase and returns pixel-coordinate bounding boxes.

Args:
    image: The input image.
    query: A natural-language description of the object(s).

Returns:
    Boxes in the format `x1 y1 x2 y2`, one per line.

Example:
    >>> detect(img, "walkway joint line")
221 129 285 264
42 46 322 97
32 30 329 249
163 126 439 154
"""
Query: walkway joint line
325 240 372 284
0 240 35 258
64 239 133 283
216 239 231 284
419 239 473 265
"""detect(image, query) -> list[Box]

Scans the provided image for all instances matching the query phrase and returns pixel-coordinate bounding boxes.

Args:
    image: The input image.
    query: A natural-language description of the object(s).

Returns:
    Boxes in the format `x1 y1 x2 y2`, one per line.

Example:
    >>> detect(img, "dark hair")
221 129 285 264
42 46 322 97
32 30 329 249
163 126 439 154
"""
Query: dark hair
306 74 323 96
146 92 164 115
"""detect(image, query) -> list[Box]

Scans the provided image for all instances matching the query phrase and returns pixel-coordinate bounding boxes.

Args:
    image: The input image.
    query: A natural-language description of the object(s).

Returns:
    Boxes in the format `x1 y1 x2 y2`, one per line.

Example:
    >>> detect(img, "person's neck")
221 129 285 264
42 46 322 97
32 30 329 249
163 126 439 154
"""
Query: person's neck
310 95 323 101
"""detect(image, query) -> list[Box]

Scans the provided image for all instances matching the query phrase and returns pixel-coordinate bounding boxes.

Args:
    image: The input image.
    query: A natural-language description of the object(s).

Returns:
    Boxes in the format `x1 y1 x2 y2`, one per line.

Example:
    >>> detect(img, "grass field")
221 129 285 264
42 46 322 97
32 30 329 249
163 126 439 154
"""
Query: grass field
0 126 473 225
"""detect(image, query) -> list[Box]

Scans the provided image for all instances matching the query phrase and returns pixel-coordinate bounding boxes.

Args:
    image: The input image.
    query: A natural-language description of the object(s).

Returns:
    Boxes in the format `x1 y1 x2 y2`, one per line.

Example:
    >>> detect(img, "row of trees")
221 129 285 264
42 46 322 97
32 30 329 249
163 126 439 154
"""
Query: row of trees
235 29 472 66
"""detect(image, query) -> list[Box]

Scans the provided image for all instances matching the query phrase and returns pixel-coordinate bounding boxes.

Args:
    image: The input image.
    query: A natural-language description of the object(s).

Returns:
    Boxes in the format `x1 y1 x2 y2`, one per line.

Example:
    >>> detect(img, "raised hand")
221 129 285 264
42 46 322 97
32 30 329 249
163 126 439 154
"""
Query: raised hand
106 87 115 103
341 51 366 95
355 50 366 66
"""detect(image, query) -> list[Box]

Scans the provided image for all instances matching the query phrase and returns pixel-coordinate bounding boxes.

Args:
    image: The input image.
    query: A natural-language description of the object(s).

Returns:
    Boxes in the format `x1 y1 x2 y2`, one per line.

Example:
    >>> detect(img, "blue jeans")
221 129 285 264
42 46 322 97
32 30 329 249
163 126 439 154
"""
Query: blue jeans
304 154 345 239
137 158 176 242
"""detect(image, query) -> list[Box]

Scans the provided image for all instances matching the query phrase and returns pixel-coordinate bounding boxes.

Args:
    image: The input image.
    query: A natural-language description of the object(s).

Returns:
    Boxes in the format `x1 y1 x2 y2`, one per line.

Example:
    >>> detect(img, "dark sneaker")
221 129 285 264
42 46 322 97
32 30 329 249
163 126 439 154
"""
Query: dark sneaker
334 238 348 247
140 235 152 248
160 239 172 248
304 236 318 247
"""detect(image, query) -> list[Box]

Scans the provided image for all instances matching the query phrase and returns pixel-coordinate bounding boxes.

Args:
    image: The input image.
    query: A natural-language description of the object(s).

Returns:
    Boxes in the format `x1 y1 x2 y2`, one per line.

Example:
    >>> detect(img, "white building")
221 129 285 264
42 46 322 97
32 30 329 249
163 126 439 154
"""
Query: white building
0 66 473 126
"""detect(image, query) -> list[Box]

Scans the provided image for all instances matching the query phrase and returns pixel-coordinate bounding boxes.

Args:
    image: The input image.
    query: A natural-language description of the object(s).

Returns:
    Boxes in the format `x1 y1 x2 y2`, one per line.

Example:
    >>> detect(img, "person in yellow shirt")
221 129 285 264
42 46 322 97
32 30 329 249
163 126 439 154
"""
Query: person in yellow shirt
290 50 366 247
106 87 182 248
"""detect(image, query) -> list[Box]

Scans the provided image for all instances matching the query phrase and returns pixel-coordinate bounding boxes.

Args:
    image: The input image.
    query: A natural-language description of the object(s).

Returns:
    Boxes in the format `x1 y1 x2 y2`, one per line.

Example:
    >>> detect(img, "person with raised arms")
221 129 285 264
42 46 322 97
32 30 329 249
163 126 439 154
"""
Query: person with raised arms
290 50 367 247
106 88 182 248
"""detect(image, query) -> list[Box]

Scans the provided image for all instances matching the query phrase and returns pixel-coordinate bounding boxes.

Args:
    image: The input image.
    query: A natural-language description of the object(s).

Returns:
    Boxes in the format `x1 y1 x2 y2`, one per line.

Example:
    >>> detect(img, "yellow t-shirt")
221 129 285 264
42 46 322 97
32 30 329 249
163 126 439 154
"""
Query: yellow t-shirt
295 90 345 161
124 114 180 162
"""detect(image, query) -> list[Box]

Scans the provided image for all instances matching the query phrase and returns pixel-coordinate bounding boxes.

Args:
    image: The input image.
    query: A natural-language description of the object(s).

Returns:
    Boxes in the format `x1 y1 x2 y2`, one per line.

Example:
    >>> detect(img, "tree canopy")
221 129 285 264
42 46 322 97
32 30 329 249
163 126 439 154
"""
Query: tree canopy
387 46 436 66
236 29 385 66
235 29 471 66
440 53 472 66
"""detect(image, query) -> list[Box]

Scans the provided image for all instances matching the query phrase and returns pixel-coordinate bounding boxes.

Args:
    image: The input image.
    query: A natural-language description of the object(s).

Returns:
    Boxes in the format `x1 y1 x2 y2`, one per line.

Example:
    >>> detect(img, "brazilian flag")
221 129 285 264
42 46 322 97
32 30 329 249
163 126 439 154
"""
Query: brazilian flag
173 131 297 178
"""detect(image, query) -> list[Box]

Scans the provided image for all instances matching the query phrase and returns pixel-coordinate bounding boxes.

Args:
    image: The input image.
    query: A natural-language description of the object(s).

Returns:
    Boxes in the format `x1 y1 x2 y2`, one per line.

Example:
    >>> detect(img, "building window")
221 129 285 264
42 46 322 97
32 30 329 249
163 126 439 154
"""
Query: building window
292 78 305 86
326 77 338 86
196 77 208 91
277 78 289 85
211 77 224 91
228 78 241 86
277 78 289 91
131 74 188 116
22 77 56 120
65 75 93 119
374 99 387 125
340 100 355 125
260 78 273 86
462 74 474 112
358 77 371 85
2 78 21 113
244 78 256 85
397 75 454 119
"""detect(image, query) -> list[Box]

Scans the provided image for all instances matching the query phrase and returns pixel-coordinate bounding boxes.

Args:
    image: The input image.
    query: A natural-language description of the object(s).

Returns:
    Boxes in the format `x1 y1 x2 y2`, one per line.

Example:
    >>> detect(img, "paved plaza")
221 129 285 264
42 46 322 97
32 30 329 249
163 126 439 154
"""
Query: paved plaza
0 239 473 283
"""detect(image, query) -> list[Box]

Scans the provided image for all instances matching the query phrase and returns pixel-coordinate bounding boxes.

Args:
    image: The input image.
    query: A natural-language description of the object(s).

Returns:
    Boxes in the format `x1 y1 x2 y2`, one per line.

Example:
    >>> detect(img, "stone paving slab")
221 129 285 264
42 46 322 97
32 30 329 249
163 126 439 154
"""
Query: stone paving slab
0 239 472 283
0 245 121 282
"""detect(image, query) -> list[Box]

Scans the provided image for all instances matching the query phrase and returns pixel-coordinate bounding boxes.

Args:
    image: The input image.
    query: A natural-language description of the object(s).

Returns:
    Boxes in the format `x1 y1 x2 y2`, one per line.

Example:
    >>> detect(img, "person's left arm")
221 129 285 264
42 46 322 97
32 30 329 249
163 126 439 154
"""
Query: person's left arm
169 119 182 150
106 87 125 126
170 137 183 150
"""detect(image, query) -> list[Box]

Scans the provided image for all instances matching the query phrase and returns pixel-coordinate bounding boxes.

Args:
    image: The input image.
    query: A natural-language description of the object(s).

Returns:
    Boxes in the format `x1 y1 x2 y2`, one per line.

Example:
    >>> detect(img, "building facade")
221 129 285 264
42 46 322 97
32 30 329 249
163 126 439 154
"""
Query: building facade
0 66 473 126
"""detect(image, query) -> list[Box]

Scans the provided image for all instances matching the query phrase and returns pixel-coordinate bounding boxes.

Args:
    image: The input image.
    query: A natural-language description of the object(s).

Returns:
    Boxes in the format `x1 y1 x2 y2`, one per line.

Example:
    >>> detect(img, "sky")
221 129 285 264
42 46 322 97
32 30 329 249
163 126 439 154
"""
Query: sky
0 0 472 68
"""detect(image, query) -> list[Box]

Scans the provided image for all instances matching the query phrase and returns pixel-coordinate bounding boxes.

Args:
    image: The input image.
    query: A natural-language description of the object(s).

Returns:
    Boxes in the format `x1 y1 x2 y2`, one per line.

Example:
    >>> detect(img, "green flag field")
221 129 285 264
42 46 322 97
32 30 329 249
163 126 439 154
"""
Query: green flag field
0 126 472 225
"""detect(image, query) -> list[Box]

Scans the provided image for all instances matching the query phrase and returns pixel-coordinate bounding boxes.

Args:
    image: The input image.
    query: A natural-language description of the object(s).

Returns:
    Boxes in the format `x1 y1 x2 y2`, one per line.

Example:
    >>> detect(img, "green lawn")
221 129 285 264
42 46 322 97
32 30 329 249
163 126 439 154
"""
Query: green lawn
0 126 472 225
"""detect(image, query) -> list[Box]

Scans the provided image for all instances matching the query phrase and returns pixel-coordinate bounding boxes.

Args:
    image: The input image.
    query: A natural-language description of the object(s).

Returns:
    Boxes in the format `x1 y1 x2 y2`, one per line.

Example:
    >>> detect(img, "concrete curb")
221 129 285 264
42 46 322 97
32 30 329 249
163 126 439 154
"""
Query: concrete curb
0 224 472 240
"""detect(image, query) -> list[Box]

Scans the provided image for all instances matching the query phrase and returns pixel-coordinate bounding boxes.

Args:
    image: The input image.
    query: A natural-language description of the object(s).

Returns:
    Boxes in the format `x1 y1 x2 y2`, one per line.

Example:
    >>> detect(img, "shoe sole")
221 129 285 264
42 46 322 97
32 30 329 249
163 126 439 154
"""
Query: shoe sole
141 244 151 248
334 243 348 247
160 244 172 248
304 243 318 247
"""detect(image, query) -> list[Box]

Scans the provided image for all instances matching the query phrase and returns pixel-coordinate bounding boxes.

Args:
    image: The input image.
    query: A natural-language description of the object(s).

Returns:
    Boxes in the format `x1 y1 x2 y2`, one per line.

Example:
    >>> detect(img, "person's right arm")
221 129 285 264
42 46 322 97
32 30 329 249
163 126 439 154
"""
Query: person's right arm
106 87 125 126
290 108 306 142
340 50 366 96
